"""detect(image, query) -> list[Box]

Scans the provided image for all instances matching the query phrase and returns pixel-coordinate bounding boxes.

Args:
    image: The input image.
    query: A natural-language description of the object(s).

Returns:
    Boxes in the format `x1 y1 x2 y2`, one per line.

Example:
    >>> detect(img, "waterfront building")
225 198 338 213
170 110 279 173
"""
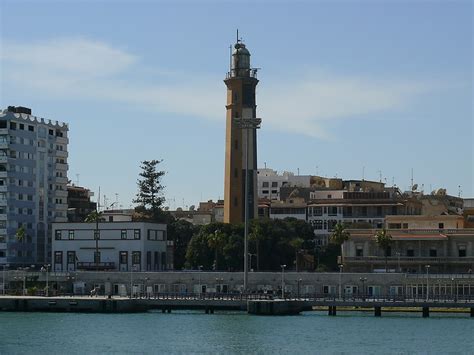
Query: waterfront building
67 185 96 222
223 37 261 223
257 168 311 200
343 216 474 273
0 106 69 267
51 221 173 272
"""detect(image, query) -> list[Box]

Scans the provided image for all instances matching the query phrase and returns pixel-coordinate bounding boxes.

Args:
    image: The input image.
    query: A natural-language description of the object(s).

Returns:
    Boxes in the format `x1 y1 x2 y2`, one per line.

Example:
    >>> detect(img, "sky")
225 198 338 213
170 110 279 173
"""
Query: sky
0 0 472 210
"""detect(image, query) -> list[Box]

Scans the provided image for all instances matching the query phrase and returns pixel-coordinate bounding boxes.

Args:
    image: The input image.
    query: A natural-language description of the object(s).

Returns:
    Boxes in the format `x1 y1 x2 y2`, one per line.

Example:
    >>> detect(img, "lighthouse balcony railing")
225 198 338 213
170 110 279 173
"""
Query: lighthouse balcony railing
226 69 258 79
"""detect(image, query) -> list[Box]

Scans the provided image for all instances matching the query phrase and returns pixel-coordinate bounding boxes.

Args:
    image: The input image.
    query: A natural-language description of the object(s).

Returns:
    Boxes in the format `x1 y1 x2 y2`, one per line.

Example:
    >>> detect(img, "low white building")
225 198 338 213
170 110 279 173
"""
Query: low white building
257 168 311 200
52 222 172 272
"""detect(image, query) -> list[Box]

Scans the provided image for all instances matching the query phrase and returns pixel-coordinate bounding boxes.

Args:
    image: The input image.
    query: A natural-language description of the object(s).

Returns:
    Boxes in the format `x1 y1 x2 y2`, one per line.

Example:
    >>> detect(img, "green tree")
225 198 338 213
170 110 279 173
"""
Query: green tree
133 160 166 221
249 221 264 271
375 228 393 272
330 222 350 265
207 229 226 271
167 218 196 270
85 210 103 270
289 237 304 272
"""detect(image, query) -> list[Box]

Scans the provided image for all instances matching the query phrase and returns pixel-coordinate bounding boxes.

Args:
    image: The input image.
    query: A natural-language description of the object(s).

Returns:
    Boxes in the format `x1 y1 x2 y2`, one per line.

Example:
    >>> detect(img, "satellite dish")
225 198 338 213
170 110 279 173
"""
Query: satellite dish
412 184 418 191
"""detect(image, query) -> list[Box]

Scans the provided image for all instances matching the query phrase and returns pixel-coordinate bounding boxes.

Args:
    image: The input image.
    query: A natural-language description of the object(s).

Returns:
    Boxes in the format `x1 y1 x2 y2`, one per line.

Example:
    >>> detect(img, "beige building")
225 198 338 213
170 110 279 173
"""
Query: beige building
343 219 474 273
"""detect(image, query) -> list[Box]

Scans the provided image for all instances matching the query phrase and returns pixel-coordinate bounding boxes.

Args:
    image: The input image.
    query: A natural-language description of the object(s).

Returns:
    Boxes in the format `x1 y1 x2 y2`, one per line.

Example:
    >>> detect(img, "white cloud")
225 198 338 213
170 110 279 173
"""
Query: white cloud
1 37 432 139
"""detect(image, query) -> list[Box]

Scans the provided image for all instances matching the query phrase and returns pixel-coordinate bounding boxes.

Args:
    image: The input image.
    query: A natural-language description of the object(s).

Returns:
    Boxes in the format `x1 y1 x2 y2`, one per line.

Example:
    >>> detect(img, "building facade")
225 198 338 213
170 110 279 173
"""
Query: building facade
257 168 311 200
67 185 96 222
0 106 68 267
52 222 172 272
223 38 261 224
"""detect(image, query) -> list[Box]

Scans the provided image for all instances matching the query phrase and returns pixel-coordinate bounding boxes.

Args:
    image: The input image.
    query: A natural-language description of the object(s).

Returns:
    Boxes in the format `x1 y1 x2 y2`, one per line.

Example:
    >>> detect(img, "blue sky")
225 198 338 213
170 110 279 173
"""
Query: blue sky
1 0 472 209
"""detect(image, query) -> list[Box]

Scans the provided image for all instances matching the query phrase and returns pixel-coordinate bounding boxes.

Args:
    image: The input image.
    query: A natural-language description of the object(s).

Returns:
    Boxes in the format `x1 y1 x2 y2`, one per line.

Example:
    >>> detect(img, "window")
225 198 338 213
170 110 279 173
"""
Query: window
10 122 16 130
28 125 34 132
54 251 62 264
328 206 338 216
271 182 278 188
119 251 128 264
313 207 322 216
438 223 444 229
94 251 101 264
262 182 269 188
121 229 127 240
429 248 437 257
19 123 24 130
134 229 141 240
391 206 398 215
55 230 62 240
356 246 363 257
94 230 100 240
361 206 368 217
68 230 74 240
327 194 332 199
376 206 383 216
313 220 323 230
458 246 466 257
67 251 76 264
132 251 141 264
407 248 414 257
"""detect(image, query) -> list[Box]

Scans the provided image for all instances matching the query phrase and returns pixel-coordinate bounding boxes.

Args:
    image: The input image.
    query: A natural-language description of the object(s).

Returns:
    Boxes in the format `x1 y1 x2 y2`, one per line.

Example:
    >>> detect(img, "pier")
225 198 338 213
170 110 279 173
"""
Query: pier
1 293 473 317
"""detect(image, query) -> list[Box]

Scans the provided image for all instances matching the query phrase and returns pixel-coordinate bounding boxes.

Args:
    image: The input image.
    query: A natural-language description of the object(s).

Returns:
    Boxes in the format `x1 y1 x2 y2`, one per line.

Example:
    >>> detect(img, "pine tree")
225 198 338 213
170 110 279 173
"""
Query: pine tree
134 160 166 221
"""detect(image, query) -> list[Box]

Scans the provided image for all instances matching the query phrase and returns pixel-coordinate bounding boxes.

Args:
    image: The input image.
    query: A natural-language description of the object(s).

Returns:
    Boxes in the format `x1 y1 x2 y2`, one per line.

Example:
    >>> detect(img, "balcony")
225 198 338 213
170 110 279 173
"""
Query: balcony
0 156 7 164
0 199 7 206
55 136 69 145
0 213 6 220
55 163 68 171
345 256 474 265
0 186 7 193
0 129 8 135
0 142 8 149
55 190 68 198
55 176 68 184
0 172 7 178
0 242 6 249
76 262 115 271
56 150 68 158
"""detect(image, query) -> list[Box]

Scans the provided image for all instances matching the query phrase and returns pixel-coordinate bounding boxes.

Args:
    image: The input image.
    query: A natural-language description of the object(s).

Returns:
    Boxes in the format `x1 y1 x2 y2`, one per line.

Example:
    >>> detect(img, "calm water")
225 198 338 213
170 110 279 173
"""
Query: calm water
0 311 473 354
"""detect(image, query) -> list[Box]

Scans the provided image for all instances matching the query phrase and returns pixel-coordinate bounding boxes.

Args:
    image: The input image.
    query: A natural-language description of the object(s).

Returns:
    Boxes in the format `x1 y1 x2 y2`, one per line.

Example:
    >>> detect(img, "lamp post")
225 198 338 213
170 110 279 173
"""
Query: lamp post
338 264 344 299
2 264 9 296
297 278 302 299
359 277 367 300
425 265 430 301
198 265 203 295
248 253 256 272
234 116 262 293
130 263 134 299
280 264 286 299
41 264 50 297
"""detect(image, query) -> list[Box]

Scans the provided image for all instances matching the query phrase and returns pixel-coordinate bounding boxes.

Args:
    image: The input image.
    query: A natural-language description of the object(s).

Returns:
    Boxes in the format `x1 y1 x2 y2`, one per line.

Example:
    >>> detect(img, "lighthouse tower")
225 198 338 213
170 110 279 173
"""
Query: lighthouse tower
223 37 261 224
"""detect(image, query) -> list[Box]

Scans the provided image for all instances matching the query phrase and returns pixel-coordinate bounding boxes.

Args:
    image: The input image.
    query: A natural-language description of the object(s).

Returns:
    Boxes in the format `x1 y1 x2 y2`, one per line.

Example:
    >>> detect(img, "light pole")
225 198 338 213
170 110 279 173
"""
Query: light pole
359 277 367 300
280 264 286 299
338 264 344 299
297 278 302 299
198 265 203 295
41 264 50 297
2 264 9 296
425 265 430 301
248 253 256 271
233 116 261 293
130 263 134 298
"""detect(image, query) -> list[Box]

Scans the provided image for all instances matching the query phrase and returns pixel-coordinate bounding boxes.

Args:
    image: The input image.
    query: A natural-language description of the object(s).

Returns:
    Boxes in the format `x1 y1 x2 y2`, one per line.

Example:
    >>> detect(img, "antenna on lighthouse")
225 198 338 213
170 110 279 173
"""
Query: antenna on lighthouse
236 29 239 43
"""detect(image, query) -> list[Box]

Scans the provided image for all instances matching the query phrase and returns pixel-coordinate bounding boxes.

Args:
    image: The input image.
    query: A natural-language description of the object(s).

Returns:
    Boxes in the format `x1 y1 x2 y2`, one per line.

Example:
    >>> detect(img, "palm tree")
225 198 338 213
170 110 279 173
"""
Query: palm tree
330 222 350 265
249 223 263 271
289 237 304 272
375 228 393 272
208 229 226 271
85 211 103 270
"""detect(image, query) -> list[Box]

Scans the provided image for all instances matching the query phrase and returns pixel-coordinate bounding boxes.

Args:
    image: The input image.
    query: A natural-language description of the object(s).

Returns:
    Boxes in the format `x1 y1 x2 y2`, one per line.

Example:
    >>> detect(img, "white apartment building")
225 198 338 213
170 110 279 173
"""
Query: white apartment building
52 222 172 272
257 168 311 200
0 106 68 266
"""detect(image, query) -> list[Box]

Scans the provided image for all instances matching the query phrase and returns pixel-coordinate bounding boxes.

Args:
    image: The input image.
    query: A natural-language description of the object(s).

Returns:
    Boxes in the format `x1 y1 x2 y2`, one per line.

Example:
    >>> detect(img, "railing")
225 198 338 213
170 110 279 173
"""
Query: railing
76 262 115 271
345 256 474 263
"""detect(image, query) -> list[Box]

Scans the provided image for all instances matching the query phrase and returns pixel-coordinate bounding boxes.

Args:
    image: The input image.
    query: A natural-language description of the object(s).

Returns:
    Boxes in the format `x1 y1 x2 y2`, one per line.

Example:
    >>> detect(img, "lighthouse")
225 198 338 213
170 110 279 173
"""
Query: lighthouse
223 36 261 224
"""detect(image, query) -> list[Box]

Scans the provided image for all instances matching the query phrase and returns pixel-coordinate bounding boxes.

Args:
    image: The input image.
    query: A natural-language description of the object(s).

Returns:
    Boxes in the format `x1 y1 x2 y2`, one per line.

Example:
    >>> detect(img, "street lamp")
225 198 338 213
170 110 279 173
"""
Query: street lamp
297 278 302 299
248 253 256 272
41 264 50 297
2 264 9 296
338 264 344 299
359 277 367 300
425 265 430 301
234 116 262 293
280 264 286 299
198 265 203 295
